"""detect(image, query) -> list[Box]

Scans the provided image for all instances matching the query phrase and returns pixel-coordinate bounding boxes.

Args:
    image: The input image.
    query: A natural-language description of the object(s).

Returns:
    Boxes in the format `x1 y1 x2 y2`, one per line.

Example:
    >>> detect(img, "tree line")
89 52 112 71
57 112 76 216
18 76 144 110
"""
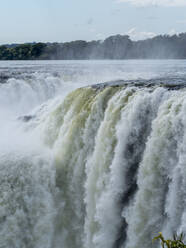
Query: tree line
1 32 186 60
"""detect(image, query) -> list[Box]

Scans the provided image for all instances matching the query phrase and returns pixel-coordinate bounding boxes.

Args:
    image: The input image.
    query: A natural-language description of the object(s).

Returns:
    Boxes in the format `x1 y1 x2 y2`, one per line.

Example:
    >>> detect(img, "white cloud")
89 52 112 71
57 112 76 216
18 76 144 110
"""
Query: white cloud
168 29 178 36
117 0 186 7
88 28 105 40
95 33 105 40
126 28 180 41
126 28 156 40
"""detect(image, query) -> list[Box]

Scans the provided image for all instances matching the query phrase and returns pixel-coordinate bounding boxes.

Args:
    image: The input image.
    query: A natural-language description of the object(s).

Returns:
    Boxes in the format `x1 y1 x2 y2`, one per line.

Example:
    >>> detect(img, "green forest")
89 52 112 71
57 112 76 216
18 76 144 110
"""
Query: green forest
1 32 186 60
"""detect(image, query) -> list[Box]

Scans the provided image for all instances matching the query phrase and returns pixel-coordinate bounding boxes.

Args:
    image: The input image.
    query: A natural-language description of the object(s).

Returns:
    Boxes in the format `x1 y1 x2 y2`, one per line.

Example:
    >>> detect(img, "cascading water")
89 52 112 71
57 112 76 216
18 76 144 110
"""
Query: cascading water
1 60 186 248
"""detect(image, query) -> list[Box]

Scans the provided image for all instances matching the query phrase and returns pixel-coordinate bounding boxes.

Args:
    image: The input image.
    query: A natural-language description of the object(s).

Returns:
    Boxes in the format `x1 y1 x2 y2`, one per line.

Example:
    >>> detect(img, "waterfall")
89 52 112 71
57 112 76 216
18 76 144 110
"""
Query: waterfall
1 82 186 248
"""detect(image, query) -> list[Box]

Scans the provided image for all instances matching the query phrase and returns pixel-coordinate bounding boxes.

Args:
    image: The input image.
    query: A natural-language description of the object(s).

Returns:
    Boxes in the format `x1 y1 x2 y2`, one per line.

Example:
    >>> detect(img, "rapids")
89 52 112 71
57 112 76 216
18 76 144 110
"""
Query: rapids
1 60 186 248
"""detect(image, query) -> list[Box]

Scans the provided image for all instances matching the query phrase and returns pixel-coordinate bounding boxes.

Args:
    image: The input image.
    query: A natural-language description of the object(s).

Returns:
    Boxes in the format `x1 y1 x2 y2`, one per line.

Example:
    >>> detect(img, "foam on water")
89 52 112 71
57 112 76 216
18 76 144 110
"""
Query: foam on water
1 60 186 248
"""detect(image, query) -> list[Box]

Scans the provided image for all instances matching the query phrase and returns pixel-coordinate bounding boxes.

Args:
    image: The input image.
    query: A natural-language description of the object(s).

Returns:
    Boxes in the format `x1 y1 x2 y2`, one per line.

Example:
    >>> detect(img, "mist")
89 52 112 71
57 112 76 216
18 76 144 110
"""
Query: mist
1 32 186 60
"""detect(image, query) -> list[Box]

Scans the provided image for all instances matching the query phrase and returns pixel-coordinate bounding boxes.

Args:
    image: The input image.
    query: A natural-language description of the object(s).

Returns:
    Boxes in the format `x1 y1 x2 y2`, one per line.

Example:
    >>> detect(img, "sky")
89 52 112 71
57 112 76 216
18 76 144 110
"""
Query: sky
0 0 186 44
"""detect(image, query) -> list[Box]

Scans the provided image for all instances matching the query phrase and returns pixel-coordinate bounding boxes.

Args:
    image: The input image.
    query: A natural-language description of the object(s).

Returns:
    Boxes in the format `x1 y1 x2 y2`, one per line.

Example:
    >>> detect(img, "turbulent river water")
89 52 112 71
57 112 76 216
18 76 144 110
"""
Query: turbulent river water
1 60 186 248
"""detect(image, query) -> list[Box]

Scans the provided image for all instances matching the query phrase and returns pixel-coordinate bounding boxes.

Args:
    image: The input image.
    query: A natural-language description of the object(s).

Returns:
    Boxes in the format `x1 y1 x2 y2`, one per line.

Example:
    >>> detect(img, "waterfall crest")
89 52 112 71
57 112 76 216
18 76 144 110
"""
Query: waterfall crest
1 84 186 248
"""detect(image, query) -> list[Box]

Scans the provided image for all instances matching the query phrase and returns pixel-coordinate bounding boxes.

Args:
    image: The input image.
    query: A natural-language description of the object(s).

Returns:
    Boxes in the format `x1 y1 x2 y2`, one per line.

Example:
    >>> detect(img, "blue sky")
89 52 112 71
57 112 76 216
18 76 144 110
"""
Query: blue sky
1 0 186 44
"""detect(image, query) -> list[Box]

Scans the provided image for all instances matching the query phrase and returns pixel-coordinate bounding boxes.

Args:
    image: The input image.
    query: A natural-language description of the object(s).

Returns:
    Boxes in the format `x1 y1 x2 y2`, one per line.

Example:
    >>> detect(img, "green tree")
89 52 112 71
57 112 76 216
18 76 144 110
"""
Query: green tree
153 232 186 248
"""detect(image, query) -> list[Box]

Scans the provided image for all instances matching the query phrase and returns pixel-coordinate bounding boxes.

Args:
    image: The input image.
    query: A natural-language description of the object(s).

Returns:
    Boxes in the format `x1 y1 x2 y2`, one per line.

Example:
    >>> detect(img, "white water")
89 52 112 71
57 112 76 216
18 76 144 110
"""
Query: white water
1 60 186 248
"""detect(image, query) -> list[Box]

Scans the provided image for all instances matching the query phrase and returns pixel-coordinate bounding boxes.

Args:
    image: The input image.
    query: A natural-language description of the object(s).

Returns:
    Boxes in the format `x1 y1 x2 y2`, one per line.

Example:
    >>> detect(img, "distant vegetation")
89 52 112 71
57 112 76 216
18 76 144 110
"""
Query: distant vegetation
1 32 186 60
